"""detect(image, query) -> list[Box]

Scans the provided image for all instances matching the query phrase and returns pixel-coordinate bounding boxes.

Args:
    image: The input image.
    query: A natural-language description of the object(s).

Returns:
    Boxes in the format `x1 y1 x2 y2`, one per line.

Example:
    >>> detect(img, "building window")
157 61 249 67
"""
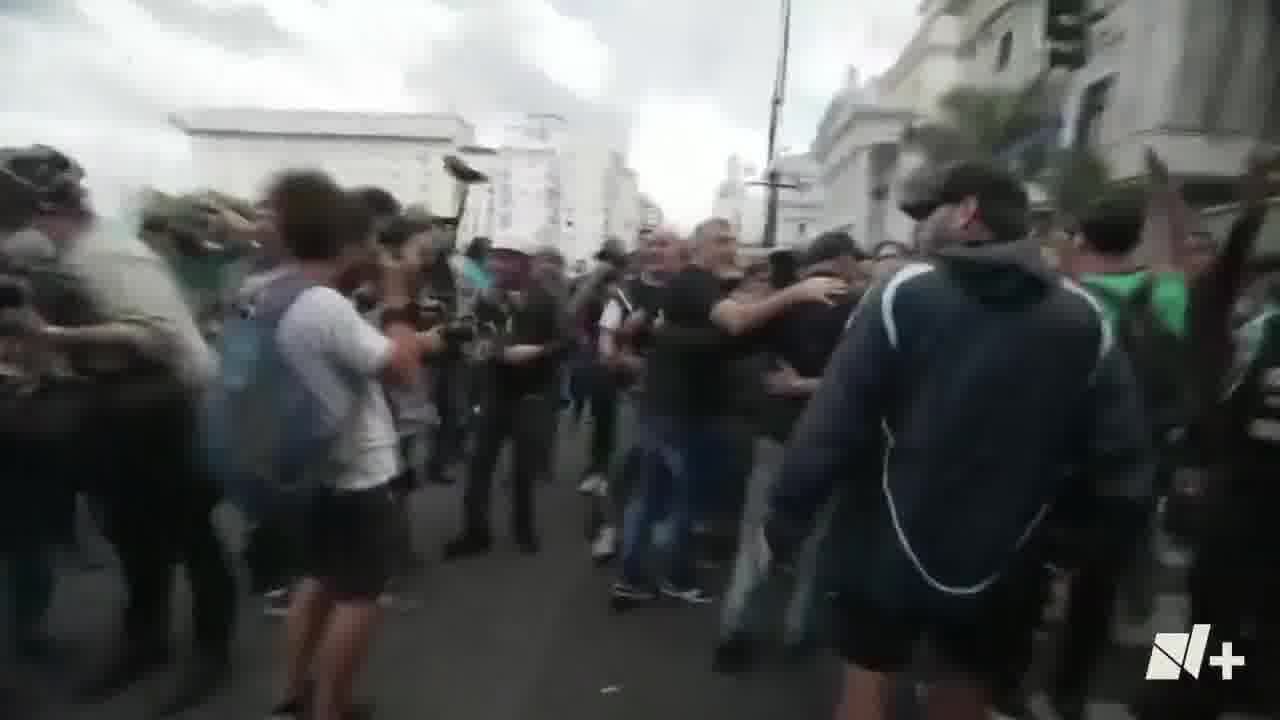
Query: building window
1075 74 1115 147
995 31 1013 72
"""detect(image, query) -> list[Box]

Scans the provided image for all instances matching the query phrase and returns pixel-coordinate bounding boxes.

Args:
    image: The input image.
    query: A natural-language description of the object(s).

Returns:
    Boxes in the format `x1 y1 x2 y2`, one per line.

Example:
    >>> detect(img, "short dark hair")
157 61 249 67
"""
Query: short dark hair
936 161 1030 243
350 186 400 220
380 215 433 250
266 170 349 261
1078 191 1145 256
805 230 856 266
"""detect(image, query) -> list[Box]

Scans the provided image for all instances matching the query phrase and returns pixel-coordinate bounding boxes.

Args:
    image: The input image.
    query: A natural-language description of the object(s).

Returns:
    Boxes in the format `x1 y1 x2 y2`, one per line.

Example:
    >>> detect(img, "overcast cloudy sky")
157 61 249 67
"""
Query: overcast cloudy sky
0 0 917 226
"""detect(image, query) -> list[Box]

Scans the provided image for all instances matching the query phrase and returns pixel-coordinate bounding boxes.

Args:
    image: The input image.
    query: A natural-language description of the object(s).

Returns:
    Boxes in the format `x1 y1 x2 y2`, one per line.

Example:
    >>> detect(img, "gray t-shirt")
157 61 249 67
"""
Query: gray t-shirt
276 285 399 491
62 220 217 387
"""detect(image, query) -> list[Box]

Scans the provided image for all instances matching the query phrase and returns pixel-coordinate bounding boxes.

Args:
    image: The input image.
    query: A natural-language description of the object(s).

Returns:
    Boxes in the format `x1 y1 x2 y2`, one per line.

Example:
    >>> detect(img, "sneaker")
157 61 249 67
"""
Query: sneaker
590 526 618 563
577 473 605 495
659 581 714 605
263 588 291 618
609 581 656 612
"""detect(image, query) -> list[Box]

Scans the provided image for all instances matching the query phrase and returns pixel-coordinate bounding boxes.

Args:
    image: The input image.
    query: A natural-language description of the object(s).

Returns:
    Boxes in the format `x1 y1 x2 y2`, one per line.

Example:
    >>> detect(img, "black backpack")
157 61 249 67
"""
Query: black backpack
1090 278 1189 440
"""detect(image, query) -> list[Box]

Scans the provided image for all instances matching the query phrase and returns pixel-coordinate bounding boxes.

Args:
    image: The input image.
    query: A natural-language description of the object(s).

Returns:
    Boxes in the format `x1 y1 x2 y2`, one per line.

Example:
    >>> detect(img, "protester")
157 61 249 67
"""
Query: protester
443 239 571 558
0 144 235 716
259 171 446 720
611 217 847 608
764 162 1150 720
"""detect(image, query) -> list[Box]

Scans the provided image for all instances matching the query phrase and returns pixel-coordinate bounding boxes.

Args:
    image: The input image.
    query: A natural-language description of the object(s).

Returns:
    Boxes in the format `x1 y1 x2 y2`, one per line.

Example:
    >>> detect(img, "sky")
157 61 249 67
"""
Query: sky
0 0 918 227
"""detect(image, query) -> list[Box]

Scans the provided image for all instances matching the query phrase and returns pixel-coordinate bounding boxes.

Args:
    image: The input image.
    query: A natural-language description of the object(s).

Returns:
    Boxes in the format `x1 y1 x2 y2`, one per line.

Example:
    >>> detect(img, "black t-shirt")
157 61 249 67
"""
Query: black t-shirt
749 283 859 440
644 266 733 418
489 285 565 398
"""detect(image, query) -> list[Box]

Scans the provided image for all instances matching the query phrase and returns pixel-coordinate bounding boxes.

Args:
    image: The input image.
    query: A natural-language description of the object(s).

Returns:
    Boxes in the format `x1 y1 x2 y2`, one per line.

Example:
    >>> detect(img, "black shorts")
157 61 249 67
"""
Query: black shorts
300 484 396 602
832 563 1046 682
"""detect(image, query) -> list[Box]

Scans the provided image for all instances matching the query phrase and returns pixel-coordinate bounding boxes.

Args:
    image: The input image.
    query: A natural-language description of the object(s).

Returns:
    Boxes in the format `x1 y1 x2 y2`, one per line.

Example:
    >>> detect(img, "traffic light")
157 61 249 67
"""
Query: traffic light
1045 0 1089 69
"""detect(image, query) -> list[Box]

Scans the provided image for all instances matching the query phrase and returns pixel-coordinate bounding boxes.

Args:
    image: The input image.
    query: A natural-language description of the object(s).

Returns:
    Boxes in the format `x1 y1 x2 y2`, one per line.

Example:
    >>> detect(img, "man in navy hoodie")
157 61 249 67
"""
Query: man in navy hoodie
765 162 1150 720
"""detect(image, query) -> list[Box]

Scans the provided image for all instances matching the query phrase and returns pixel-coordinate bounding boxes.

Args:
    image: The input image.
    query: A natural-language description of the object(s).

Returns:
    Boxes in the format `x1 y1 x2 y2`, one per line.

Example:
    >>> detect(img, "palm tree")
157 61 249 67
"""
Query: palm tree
902 77 1112 222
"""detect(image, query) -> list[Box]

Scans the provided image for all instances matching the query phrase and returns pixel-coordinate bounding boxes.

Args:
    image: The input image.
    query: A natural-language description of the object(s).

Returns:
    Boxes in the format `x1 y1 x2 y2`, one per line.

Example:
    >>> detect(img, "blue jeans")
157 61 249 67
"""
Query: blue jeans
619 412 730 589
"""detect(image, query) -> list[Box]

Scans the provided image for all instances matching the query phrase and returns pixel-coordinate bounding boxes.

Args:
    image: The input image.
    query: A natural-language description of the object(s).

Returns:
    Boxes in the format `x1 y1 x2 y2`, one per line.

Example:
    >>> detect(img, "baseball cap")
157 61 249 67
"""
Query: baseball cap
898 161 1030 243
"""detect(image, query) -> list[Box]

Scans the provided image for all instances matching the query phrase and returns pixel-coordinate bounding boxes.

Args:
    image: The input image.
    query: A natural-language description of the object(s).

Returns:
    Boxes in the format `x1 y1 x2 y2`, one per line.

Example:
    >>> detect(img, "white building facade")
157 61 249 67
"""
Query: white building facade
811 68 918 250
491 146 560 251
762 152 824 249
1059 0 1280 185
173 109 475 215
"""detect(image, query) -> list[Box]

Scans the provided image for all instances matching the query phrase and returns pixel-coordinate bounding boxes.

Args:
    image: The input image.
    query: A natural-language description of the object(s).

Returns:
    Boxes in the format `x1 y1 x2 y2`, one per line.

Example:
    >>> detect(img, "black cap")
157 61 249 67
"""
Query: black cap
898 161 1030 243
804 230 857 266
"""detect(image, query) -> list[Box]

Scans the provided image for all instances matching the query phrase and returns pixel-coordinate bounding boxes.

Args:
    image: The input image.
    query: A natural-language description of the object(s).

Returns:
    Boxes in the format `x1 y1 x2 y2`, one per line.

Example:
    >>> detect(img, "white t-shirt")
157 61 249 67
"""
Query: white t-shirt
598 298 624 332
276 286 400 491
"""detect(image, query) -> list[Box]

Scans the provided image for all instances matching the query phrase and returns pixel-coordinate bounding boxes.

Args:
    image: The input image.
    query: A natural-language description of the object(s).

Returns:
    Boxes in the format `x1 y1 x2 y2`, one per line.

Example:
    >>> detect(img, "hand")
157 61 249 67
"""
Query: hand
1241 147 1280 211
501 344 542 365
763 361 802 396
620 309 648 336
785 276 848 306
1144 147 1172 186
417 325 446 355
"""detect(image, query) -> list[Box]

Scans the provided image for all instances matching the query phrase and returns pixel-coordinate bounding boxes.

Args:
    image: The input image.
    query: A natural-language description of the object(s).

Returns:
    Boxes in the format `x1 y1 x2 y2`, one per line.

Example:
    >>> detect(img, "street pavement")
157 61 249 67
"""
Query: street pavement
3 413 1258 720
9 416 837 720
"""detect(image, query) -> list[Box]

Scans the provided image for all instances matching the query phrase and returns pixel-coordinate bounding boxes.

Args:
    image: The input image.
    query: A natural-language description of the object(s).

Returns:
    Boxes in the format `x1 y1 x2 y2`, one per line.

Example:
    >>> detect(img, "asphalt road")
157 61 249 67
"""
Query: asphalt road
3 413 1256 720
8 416 837 720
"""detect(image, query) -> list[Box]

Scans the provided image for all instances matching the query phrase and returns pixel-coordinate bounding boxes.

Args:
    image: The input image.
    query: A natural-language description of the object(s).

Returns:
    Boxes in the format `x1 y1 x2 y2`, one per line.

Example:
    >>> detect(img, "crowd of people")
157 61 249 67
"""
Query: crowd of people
0 141 1277 720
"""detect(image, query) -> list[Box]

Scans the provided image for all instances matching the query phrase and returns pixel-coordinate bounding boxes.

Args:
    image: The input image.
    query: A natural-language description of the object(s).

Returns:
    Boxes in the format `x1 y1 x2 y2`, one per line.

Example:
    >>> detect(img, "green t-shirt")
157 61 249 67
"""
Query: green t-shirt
1079 270 1189 338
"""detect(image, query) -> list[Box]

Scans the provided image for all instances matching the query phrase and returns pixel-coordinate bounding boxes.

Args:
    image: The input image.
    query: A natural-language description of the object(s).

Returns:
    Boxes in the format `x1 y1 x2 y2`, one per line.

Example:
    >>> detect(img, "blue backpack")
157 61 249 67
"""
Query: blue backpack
203 271 353 517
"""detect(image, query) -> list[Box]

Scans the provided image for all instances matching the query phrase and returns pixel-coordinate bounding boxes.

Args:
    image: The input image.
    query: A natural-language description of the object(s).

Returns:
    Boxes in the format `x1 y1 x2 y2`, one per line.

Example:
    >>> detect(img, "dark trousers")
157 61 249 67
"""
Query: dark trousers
461 392 556 539
86 380 236 660
1136 484 1280 720
1051 499 1149 705
585 364 618 476
427 359 468 479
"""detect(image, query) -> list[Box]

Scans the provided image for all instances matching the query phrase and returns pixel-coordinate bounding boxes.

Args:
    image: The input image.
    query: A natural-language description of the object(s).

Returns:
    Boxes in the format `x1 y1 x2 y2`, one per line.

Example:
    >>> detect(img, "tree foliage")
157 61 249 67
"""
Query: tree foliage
902 76 1113 222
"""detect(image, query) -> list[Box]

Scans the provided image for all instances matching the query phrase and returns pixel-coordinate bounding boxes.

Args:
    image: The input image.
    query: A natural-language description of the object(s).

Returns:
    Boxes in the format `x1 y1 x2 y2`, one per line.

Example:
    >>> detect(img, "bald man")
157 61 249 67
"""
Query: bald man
586 226 686 560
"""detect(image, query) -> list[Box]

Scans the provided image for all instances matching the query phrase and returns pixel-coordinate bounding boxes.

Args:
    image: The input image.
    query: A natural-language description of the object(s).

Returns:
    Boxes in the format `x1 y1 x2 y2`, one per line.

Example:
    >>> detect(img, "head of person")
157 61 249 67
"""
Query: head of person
265 170 374 285
1182 230 1217 279
690 217 737 273
804 231 861 283
912 161 1030 252
0 144 92 252
1074 192 1145 262
350 186 400 232
488 241 532 291
643 226 685 278
532 244 565 281
464 236 491 264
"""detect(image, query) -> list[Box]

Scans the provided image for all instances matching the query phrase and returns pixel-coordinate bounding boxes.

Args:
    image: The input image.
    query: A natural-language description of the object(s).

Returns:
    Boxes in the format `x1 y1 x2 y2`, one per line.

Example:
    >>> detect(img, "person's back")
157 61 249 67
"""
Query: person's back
63 218 217 386
766 162 1149 720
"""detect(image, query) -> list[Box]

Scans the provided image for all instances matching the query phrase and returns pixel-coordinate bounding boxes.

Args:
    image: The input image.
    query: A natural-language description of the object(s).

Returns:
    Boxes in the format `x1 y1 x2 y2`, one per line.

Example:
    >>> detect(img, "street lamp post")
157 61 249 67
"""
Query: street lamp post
759 0 793 248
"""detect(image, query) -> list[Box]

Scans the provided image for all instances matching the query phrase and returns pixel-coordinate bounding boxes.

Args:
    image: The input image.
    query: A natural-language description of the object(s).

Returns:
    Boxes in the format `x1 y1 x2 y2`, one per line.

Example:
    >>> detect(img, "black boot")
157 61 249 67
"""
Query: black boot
442 531 492 560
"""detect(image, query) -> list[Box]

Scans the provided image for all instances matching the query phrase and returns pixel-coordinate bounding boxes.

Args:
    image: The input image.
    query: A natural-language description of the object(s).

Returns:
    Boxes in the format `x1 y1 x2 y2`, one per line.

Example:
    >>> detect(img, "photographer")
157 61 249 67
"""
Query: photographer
443 241 571 559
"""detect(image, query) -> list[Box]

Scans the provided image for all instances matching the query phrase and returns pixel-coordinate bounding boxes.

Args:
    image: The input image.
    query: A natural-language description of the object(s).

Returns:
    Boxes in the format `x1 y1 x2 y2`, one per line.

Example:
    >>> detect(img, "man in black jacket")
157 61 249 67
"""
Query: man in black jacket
715 230 862 672
765 162 1150 720
443 243 570 558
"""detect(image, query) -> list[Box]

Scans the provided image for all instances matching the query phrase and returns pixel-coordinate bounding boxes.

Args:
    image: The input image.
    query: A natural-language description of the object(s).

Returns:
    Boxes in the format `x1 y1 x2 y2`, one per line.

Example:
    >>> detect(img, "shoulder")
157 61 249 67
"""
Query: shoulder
279 286 358 334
